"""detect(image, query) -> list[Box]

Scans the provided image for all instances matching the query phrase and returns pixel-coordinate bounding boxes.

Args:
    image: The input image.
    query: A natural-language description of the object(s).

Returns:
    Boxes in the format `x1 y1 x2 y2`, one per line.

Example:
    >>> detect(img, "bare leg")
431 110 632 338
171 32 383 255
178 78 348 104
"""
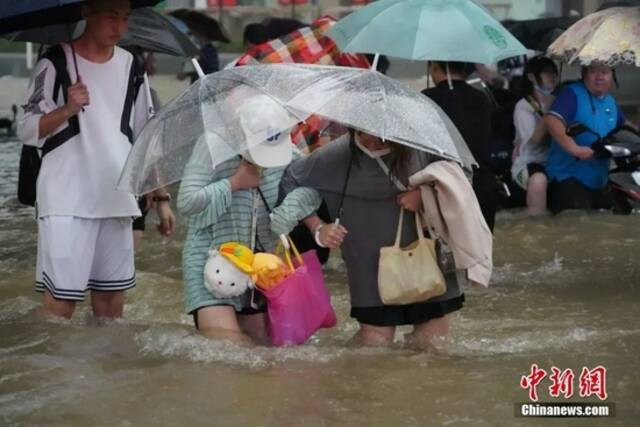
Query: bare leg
349 323 395 347
91 290 124 319
238 312 270 346
195 305 253 345
133 230 144 251
526 173 548 215
404 315 450 352
42 290 76 319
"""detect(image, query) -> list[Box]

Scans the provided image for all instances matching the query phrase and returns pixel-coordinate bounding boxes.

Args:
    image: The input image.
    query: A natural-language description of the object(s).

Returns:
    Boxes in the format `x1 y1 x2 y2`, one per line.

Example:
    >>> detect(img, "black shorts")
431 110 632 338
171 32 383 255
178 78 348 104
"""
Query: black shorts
527 162 547 177
473 169 500 232
350 294 465 327
548 178 613 214
132 196 149 231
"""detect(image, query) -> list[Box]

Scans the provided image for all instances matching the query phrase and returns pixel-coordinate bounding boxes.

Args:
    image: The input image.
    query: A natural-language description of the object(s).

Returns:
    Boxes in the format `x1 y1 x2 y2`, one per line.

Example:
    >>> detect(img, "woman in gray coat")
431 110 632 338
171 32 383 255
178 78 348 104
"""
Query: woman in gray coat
271 130 464 349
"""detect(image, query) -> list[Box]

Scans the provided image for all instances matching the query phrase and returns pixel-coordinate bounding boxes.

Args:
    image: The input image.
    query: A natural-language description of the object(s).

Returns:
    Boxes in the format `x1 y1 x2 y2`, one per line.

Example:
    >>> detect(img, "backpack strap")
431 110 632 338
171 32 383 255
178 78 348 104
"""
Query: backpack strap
40 44 80 157
120 54 145 143
525 95 545 118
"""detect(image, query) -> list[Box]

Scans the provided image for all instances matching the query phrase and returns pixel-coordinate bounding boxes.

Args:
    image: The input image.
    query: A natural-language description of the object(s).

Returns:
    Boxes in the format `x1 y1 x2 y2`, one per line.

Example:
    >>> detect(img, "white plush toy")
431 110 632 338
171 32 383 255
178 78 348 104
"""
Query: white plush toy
203 243 255 299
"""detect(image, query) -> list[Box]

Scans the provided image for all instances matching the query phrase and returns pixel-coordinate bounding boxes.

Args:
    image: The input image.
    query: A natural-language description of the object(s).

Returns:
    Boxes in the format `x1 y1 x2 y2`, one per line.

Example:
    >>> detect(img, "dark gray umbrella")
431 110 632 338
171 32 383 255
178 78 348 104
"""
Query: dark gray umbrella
262 17 307 40
4 8 199 58
504 16 579 52
169 9 230 43
0 0 161 34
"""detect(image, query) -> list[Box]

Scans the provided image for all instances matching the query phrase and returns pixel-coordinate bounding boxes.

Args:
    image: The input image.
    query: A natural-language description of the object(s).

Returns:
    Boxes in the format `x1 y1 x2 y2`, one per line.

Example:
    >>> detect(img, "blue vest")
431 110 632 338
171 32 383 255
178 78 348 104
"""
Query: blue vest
546 82 618 189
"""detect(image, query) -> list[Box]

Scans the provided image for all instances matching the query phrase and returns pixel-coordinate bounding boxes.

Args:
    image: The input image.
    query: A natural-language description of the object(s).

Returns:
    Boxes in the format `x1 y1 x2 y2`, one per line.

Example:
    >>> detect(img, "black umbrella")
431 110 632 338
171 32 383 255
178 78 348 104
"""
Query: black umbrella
0 0 162 84
261 17 307 40
597 1 636 10
505 16 579 52
4 8 199 58
0 0 162 35
169 9 230 43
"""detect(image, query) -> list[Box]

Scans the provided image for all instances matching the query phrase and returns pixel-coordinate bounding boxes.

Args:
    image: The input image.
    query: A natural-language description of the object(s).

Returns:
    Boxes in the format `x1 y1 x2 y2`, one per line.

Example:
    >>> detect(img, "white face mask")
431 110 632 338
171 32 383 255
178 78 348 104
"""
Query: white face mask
534 84 554 97
355 136 391 159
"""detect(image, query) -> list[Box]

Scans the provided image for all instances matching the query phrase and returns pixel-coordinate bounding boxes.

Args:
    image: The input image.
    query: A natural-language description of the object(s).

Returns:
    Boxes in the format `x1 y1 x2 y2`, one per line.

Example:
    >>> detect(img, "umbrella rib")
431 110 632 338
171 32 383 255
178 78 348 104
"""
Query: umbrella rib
374 71 387 141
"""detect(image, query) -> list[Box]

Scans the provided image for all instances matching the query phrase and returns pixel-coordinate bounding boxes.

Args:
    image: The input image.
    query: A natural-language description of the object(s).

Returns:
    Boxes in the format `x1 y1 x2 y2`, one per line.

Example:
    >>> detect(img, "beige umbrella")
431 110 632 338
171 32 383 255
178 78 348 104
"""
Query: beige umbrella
548 6 640 67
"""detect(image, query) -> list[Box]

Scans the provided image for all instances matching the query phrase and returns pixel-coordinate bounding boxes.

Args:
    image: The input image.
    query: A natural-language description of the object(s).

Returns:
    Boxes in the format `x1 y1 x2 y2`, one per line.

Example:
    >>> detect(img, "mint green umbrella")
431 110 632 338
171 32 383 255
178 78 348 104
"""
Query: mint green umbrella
327 0 528 64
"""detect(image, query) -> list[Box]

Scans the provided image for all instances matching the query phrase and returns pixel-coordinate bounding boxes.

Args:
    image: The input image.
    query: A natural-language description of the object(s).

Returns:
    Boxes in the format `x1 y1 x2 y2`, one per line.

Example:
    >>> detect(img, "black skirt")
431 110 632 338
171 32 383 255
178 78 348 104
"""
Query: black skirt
350 294 465 327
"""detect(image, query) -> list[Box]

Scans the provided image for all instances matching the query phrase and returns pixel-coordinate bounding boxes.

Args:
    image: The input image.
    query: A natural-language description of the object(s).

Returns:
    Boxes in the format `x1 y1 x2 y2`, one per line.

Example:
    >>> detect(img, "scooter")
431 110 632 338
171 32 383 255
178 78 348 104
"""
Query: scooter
566 123 640 212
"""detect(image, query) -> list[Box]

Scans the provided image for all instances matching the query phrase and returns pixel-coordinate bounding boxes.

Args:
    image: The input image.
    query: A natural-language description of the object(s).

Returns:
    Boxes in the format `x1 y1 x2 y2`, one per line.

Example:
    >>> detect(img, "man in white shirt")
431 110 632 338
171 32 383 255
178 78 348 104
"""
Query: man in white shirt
18 0 174 319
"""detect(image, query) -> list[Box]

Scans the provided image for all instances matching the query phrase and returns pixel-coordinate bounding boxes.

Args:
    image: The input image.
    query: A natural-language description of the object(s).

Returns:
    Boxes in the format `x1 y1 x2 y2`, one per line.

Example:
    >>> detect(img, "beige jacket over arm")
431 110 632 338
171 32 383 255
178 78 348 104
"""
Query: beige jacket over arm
409 161 493 287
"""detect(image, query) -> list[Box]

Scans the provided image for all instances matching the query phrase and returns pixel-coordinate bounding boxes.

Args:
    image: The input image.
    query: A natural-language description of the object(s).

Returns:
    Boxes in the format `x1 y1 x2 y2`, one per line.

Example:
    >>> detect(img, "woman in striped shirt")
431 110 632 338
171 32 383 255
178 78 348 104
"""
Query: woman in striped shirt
177 99 319 344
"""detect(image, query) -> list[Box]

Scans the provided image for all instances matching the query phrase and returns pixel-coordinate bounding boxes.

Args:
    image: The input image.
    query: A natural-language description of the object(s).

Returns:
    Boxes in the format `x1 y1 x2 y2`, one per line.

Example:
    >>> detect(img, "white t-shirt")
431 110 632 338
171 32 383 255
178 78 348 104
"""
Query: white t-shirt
18 44 148 219
511 98 549 179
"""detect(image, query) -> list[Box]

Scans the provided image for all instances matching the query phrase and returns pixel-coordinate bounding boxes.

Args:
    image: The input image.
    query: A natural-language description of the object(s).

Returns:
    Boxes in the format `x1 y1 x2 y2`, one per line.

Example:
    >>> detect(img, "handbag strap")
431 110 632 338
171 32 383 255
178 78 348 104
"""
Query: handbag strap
376 156 444 242
394 208 426 248
375 156 435 246
275 235 304 272
250 189 259 251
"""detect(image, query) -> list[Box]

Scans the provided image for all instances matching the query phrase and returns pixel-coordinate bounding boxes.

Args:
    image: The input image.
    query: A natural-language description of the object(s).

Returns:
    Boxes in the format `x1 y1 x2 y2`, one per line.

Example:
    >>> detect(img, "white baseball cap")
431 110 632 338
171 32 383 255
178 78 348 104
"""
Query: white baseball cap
238 95 294 168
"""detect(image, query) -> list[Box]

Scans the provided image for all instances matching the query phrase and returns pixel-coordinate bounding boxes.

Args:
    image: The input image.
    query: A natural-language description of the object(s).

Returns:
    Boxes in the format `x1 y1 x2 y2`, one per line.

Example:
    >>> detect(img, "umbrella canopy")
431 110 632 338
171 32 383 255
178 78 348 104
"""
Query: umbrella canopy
169 9 230 43
504 16 578 52
119 8 199 57
548 6 640 67
326 0 528 64
0 0 161 34
118 63 474 195
3 8 199 58
118 68 303 195
281 64 475 169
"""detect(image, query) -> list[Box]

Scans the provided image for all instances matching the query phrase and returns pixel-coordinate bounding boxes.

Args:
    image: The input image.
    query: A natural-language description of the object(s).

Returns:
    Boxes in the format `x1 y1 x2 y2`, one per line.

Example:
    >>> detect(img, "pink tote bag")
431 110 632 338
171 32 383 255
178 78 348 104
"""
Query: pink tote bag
263 238 336 346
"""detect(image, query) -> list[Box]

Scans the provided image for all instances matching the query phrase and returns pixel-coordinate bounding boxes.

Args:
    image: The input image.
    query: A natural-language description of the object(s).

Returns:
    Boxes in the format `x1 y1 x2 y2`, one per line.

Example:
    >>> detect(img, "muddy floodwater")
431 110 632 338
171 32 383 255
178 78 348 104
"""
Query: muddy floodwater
1 132 638 427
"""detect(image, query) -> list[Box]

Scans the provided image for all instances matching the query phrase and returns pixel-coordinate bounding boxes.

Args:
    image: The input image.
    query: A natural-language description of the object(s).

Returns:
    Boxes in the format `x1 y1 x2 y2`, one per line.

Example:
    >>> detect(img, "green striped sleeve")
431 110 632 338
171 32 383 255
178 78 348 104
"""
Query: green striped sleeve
270 187 322 235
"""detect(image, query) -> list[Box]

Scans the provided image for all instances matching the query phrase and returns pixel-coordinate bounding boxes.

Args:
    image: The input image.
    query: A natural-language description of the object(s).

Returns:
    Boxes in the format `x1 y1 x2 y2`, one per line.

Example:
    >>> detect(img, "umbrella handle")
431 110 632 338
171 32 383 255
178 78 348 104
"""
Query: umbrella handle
67 24 84 113
370 53 379 71
143 73 155 118
192 58 205 79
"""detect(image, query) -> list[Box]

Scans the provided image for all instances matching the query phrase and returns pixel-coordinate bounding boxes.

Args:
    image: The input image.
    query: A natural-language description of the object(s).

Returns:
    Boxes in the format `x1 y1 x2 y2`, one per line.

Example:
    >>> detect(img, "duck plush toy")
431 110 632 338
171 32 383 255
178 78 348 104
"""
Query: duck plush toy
203 242 255 298
204 242 291 298
252 252 290 291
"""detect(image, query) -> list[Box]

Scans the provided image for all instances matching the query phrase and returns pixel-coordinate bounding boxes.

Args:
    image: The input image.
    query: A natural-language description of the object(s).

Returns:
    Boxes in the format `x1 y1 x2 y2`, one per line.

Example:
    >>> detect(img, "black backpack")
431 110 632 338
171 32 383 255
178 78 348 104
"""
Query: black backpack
17 45 143 206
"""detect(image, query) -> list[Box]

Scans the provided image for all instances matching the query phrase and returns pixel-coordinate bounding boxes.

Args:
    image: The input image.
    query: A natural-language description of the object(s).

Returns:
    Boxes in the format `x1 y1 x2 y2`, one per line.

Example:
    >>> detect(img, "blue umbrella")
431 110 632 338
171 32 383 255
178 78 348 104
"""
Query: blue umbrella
326 0 528 65
0 0 161 35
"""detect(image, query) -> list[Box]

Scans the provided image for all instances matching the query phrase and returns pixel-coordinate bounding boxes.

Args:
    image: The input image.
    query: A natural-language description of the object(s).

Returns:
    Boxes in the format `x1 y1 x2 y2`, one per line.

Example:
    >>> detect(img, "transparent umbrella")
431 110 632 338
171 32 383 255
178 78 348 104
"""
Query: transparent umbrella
118 63 474 195
280 64 475 169
117 68 305 196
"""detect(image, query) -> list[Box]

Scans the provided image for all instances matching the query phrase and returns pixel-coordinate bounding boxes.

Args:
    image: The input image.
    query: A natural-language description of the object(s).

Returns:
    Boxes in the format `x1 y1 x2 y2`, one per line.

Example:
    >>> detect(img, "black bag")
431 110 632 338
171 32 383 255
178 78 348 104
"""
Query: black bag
17 145 41 206
17 45 78 207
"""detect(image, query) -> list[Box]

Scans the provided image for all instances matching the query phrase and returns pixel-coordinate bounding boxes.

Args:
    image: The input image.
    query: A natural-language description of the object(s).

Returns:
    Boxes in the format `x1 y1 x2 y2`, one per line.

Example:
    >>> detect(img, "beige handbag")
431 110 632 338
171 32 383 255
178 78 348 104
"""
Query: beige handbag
378 208 447 305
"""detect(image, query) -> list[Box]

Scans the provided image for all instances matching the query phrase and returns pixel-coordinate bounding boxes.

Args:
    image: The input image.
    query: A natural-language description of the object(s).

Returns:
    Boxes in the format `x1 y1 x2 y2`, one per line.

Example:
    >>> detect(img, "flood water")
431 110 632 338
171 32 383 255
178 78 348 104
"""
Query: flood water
1 137 638 426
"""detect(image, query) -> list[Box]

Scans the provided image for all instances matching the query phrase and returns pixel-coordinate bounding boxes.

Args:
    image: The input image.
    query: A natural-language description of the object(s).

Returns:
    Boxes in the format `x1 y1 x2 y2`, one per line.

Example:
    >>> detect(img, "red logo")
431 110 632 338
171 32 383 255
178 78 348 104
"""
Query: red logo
520 364 547 402
549 367 575 398
579 366 608 400
520 365 607 401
